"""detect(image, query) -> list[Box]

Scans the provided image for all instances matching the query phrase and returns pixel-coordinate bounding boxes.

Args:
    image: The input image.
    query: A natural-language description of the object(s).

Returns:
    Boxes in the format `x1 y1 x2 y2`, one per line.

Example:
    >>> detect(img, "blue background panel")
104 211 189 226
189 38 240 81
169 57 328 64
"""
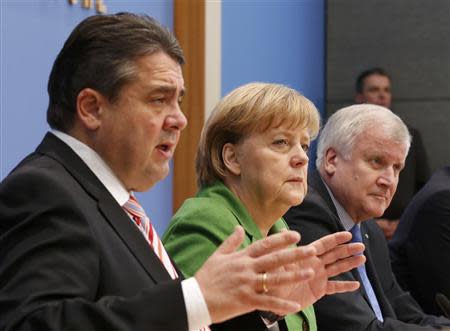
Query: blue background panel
222 0 324 109
221 0 325 165
0 0 173 233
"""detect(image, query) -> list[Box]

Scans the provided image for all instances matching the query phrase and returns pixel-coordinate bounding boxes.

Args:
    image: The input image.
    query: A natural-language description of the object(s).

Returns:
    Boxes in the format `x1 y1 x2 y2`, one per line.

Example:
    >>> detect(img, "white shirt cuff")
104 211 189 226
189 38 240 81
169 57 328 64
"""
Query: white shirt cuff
181 277 212 331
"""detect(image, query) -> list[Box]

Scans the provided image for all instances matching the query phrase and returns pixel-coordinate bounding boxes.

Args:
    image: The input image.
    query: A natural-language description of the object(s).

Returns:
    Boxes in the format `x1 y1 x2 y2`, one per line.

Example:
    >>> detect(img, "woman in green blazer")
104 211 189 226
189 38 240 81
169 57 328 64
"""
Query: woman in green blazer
163 82 364 331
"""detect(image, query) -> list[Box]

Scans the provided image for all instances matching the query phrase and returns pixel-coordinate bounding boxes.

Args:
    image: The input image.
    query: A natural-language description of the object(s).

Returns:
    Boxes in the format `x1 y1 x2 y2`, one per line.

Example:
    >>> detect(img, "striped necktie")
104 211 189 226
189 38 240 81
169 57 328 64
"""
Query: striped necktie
123 195 178 279
123 195 211 331
351 224 384 322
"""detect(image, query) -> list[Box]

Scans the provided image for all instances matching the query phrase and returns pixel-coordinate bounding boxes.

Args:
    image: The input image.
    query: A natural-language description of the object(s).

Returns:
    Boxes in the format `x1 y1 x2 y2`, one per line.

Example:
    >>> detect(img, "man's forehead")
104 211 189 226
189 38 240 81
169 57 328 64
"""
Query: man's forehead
356 132 407 158
364 74 391 85
141 70 185 96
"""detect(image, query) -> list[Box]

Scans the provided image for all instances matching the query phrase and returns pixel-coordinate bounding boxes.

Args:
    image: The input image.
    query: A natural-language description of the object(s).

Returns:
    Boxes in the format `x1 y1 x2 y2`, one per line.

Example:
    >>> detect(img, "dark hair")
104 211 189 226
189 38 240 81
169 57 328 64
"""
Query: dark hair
47 12 184 131
355 67 391 94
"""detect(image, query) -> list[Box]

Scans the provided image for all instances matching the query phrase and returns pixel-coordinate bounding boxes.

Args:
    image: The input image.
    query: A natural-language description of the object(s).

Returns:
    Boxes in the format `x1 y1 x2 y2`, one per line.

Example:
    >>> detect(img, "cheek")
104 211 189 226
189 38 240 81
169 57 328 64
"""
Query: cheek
143 124 162 148
391 180 399 192
350 165 371 185
352 173 361 182
347 185 361 202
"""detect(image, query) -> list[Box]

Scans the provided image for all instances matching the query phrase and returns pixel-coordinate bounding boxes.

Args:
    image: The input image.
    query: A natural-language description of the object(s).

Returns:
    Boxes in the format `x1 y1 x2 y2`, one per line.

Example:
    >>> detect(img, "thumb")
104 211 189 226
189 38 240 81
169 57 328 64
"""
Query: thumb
215 225 245 255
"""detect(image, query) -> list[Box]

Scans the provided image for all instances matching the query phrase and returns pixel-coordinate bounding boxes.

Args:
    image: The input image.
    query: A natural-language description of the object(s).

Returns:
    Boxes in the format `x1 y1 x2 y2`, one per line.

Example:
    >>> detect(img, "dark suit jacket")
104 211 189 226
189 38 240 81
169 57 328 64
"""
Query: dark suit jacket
390 166 450 315
0 133 268 331
284 170 450 331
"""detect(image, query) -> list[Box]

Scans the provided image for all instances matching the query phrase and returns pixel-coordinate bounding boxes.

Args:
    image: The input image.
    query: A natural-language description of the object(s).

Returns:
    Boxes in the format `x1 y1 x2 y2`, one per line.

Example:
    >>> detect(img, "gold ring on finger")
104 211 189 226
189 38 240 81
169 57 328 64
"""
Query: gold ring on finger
261 272 269 294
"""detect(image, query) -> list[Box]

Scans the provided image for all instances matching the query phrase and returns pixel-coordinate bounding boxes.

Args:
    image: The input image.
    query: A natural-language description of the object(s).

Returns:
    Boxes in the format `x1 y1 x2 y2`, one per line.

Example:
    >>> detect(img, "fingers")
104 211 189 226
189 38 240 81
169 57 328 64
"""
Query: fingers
253 245 316 273
308 231 352 256
319 242 365 265
326 255 366 278
261 267 315 293
215 226 245 254
246 230 301 258
325 280 361 295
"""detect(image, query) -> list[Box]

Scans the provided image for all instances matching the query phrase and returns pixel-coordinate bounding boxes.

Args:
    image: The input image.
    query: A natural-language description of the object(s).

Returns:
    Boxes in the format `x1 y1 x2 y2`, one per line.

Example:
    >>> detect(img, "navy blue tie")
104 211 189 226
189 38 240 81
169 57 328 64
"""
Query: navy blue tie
351 224 384 322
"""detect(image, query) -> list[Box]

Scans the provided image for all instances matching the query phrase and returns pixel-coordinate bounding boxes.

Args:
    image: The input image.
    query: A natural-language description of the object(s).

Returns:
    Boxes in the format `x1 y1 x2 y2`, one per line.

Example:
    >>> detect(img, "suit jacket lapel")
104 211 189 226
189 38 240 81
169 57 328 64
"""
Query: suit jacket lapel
309 171 340 219
310 171 374 304
36 133 171 283
97 195 170 282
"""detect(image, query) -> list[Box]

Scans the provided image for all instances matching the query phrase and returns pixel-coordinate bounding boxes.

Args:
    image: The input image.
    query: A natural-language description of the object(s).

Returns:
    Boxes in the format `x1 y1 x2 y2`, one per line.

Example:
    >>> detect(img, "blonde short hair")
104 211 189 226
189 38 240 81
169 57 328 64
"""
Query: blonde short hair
196 82 320 187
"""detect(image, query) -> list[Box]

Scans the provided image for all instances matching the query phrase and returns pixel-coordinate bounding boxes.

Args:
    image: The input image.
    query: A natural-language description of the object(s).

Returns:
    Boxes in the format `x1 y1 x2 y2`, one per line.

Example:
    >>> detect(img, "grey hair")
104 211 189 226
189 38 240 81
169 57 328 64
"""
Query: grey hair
316 104 411 168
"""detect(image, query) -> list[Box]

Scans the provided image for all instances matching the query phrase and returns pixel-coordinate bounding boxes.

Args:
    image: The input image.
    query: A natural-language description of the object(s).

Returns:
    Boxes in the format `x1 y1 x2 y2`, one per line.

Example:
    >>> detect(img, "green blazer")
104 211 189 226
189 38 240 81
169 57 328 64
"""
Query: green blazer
163 181 316 331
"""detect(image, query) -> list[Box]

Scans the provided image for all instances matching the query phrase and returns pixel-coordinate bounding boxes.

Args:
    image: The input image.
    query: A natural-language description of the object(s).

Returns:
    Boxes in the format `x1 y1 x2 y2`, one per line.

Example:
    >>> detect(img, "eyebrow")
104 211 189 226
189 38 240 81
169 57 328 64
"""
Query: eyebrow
269 127 311 140
150 85 186 97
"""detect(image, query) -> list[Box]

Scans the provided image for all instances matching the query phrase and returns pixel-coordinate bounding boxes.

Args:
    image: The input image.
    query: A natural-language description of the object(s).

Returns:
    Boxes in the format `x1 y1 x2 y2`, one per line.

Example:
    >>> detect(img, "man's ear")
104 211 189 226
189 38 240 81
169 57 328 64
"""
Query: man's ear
355 93 365 104
323 147 338 176
222 143 241 176
76 88 105 130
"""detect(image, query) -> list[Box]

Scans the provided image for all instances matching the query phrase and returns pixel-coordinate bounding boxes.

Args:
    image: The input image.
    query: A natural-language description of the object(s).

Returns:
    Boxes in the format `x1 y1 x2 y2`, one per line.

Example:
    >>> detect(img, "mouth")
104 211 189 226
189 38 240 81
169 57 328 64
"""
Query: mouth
157 144 170 152
155 142 175 158
371 193 389 201
287 177 303 183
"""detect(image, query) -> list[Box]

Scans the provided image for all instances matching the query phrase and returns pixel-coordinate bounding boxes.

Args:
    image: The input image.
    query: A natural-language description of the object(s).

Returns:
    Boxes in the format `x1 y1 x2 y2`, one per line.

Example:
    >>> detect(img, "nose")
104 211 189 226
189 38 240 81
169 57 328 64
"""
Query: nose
165 103 188 131
291 145 309 168
378 167 397 188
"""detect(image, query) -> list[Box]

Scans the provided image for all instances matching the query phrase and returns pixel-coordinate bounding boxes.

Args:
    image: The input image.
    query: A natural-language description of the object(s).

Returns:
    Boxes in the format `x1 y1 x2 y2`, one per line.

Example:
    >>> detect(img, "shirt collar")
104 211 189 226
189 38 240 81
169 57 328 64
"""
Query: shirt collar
51 130 130 206
320 175 356 231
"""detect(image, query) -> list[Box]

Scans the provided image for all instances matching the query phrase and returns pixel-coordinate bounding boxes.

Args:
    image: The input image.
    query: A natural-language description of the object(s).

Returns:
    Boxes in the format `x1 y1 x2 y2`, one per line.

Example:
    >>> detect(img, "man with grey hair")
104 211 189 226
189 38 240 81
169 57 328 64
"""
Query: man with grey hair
354 68 430 240
285 104 450 330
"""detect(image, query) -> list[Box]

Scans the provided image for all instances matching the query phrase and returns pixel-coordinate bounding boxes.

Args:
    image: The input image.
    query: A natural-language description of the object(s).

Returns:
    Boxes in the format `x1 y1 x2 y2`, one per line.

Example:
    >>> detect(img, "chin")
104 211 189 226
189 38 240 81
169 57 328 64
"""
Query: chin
369 208 387 219
134 177 159 192
287 194 305 207
155 169 170 184
155 162 170 177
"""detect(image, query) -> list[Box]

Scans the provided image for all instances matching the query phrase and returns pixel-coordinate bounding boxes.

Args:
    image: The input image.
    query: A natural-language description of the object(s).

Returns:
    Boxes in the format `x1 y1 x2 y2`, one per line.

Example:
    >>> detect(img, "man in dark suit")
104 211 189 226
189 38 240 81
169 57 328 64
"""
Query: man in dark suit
355 67 430 240
285 104 450 330
390 167 450 316
0 13 367 331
